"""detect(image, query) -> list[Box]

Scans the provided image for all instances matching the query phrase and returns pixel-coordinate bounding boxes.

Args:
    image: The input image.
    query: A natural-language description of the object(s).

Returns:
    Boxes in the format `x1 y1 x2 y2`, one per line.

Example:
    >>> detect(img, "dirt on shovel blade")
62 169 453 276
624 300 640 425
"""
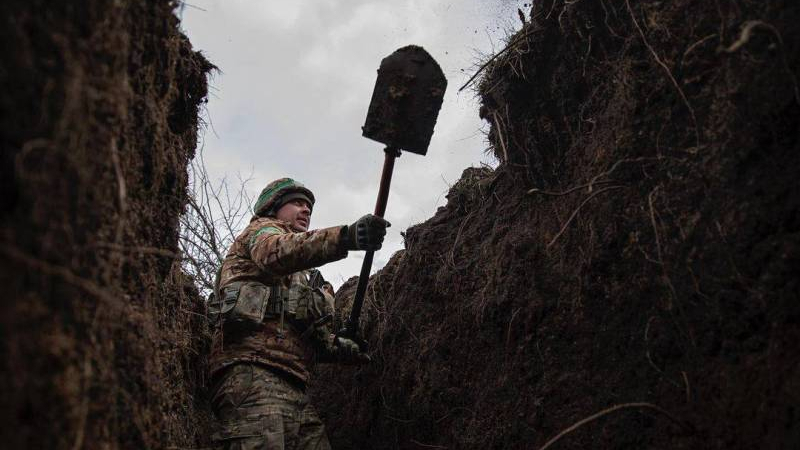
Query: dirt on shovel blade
362 45 447 155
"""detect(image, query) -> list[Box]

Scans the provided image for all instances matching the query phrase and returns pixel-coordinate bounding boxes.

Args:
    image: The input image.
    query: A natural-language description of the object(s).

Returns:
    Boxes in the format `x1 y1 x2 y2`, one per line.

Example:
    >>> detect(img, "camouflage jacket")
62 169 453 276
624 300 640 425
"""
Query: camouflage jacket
209 216 348 384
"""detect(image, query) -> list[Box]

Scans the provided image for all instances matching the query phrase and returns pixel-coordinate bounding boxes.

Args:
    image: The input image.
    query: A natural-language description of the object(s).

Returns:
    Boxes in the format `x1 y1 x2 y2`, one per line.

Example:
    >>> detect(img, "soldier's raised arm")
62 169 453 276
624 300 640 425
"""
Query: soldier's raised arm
248 223 347 276
245 178 389 277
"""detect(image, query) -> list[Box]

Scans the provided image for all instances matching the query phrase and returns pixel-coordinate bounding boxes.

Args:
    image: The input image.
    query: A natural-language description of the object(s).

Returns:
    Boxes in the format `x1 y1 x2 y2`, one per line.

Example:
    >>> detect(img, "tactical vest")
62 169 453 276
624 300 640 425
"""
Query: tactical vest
207 270 335 384
208 269 332 336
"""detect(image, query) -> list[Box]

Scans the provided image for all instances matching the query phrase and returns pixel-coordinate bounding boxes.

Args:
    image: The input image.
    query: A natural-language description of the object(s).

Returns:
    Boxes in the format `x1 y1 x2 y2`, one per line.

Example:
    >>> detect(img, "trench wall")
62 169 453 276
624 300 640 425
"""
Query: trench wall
0 2 212 448
313 1 800 449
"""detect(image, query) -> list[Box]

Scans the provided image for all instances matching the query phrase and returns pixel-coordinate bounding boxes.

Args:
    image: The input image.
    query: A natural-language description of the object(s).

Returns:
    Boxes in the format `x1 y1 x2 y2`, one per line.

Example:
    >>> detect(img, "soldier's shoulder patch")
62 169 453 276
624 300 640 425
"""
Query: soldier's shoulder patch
249 226 284 248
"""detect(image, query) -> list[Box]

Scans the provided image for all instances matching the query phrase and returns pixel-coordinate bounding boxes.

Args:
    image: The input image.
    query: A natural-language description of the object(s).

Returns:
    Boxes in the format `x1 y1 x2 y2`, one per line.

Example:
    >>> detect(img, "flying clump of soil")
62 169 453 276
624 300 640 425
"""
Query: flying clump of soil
313 0 800 449
0 1 213 448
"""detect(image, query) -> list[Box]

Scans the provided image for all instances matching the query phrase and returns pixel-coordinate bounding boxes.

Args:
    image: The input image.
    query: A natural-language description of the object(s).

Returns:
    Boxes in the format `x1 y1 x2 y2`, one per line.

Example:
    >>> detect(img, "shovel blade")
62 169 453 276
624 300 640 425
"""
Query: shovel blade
362 45 447 155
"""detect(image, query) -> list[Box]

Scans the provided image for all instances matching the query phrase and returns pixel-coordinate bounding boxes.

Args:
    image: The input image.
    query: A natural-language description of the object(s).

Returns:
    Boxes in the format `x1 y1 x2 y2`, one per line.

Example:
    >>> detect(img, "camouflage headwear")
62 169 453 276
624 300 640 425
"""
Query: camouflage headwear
253 178 315 217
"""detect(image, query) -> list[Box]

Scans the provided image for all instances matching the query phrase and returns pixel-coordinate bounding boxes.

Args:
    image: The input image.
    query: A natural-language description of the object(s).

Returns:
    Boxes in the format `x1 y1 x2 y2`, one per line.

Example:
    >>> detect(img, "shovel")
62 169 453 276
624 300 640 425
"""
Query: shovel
339 45 447 348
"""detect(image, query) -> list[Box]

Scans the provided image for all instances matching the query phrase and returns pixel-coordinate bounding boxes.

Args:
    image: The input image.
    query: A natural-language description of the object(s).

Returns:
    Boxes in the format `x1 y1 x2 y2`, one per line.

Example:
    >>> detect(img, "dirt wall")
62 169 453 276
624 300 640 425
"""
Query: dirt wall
313 1 800 449
0 1 212 448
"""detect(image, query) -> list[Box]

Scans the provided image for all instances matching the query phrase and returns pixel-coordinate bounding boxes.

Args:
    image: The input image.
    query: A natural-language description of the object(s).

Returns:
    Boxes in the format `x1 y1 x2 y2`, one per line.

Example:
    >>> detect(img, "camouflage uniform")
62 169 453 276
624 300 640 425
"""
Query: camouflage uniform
209 179 348 449
210 364 330 450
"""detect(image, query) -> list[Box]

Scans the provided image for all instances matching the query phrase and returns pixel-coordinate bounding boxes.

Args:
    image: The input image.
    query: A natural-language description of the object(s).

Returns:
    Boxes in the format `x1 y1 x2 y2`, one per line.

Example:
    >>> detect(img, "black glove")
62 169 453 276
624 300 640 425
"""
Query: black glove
343 214 390 251
332 336 371 364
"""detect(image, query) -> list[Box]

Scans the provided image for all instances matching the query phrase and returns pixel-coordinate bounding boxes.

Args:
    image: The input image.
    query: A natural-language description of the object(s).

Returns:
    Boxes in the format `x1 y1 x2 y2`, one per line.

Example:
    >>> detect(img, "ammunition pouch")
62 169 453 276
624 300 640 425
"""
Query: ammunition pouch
291 285 331 323
208 281 271 328
207 271 334 340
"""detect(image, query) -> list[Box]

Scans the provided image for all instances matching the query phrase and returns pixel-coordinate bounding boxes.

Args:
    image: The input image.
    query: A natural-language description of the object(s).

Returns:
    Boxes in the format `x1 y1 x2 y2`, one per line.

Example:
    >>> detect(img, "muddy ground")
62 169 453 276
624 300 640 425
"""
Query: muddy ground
312 1 800 449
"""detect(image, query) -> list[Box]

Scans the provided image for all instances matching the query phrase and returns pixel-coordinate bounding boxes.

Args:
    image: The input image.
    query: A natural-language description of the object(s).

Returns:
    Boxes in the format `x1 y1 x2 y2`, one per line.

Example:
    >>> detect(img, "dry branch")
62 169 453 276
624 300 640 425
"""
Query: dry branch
179 151 254 296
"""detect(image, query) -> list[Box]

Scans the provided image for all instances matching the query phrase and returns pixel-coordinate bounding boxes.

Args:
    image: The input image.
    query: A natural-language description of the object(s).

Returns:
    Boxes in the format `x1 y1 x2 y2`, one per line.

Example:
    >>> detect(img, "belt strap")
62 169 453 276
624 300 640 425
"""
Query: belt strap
265 285 286 340
265 285 283 316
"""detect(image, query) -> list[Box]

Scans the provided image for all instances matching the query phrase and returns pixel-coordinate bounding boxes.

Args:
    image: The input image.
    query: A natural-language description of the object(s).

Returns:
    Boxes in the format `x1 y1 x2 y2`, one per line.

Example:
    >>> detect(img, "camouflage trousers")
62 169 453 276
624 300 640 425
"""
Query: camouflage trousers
210 364 331 450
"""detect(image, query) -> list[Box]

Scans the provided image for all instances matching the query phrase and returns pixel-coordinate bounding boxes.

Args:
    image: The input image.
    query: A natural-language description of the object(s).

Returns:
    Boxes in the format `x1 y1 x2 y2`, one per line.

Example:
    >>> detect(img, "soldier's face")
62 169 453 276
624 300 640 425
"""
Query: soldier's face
276 199 312 232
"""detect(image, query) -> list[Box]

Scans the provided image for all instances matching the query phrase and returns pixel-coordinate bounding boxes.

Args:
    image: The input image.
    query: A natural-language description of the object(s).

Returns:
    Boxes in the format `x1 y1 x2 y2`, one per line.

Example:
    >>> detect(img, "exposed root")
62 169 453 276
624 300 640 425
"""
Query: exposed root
491 109 511 163
410 439 448 449
108 139 128 281
547 185 624 249
648 187 696 347
448 209 477 268
588 157 661 191
528 180 616 197
459 25 541 92
529 158 661 198
644 315 682 389
109 139 128 246
435 406 477 424
537 402 690 450
647 188 666 274
626 0 701 148
720 20 776 53
599 0 623 38
70 354 92 450
682 33 717 65
682 371 691 403
719 20 800 104
545 0 558 20
506 307 522 351
647 186 678 309
14 138 53 178
582 35 593 77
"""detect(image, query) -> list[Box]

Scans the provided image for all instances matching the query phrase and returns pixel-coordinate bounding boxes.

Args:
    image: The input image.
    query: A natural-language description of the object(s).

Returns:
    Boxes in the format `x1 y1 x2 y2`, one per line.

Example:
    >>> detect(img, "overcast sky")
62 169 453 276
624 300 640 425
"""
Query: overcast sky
179 1 527 288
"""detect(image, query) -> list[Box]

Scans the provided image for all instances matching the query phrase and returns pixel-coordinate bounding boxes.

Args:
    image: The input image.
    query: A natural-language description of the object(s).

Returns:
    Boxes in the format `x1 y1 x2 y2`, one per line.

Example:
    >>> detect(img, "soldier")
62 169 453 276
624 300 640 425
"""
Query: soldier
207 178 388 450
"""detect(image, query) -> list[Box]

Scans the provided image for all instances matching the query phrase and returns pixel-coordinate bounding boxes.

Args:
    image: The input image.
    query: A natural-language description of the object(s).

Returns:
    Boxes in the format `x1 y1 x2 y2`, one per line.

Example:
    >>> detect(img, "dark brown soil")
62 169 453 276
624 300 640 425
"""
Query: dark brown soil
312 1 800 449
0 1 213 448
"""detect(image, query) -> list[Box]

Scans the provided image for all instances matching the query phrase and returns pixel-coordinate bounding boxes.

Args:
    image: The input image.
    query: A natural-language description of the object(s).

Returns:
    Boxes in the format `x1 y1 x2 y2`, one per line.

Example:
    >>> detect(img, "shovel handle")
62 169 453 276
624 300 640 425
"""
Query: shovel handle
344 146 400 339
